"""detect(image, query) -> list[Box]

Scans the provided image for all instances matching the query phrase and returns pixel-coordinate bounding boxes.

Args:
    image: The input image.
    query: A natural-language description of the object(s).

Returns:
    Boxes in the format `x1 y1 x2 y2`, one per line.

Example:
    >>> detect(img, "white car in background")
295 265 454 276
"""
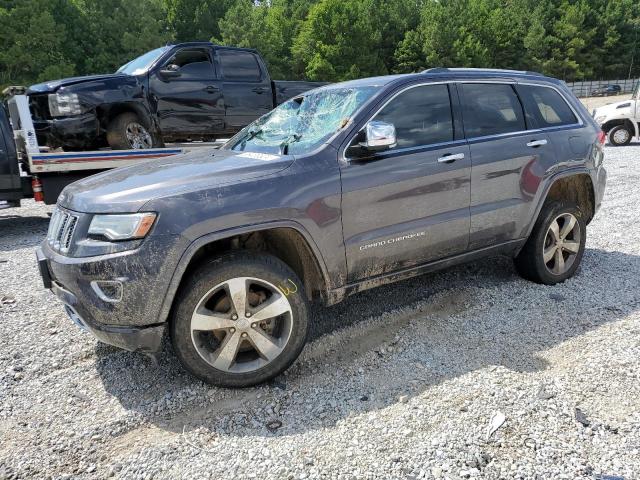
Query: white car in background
592 82 639 146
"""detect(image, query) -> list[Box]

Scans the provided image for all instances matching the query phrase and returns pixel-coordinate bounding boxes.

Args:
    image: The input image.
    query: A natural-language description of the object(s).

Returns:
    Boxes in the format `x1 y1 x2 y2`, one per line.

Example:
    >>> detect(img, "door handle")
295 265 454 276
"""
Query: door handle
205 85 220 93
437 153 465 163
252 87 269 94
526 139 548 148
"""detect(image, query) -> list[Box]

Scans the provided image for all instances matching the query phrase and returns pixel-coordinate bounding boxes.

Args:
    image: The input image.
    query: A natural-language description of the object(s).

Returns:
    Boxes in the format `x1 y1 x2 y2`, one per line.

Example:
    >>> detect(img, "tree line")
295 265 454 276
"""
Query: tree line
1 0 638 89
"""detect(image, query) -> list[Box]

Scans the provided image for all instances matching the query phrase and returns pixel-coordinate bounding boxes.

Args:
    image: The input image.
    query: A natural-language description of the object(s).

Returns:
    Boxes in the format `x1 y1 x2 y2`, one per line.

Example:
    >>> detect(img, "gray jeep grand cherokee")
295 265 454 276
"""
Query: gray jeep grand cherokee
37 68 607 387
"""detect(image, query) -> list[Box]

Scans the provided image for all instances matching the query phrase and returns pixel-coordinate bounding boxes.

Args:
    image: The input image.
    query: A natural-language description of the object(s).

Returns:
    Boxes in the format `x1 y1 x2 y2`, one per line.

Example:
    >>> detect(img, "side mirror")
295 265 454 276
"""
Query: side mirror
360 121 397 151
159 64 181 79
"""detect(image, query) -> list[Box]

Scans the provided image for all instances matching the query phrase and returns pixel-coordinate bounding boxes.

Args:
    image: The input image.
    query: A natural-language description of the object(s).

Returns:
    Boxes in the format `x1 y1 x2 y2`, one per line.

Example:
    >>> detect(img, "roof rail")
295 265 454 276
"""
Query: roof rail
422 67 544 76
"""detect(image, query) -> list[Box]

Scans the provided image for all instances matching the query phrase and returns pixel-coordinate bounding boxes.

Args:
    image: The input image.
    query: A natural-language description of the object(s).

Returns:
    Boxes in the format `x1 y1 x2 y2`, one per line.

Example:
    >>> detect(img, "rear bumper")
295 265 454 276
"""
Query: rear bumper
36 245 166 353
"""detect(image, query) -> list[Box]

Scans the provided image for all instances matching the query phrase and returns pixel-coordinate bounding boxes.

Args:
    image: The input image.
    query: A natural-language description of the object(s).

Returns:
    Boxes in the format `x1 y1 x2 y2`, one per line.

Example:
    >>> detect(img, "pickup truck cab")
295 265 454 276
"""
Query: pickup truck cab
592 81 640 146
37 68 606 387
26 42 323 150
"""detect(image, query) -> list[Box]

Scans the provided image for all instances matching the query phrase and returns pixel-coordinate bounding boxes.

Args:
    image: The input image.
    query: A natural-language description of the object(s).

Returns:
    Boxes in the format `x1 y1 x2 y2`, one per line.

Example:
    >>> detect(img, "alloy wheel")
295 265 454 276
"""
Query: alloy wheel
125 122 153 149
190 277 293 373
542 213 581 275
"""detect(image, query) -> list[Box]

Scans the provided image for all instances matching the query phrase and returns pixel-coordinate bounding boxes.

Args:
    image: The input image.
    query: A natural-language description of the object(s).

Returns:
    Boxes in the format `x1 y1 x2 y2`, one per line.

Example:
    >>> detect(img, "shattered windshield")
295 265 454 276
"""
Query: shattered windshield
117 47 170 75
225 86 378 155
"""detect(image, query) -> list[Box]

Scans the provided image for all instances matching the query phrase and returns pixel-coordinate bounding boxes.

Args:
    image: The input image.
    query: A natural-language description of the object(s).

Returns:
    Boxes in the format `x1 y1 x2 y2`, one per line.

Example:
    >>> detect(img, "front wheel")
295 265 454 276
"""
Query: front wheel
608 125 632 146
514 201 586 285
106 112 162 150
171 252 309 387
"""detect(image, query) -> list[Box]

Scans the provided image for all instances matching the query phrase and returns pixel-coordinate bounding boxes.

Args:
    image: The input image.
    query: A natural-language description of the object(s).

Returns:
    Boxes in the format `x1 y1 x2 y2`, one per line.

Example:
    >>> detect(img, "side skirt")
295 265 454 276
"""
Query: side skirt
326 239 526 306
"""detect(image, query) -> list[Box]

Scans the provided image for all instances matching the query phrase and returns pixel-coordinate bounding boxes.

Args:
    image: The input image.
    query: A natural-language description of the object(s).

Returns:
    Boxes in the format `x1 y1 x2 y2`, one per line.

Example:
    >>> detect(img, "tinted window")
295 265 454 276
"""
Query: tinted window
219 50 261 81
461 83 525 137
166 48 214 79
518 85 578 127
373 84 453 149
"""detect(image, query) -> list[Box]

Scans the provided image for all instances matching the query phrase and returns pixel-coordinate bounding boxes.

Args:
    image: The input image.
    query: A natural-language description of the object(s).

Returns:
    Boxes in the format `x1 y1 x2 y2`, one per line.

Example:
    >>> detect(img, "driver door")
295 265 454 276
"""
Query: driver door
149 47 225 137
339 83 471 282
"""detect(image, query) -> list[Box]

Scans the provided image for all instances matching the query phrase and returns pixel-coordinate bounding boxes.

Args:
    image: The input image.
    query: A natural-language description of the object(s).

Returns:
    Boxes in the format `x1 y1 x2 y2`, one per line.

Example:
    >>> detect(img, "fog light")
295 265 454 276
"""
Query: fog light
91 280 123 303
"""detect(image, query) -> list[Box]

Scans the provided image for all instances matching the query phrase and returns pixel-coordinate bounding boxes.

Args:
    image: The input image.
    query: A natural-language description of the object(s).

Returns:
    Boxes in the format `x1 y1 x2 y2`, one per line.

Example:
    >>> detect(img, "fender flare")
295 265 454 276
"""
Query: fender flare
522 166 595 241
155 220 333 324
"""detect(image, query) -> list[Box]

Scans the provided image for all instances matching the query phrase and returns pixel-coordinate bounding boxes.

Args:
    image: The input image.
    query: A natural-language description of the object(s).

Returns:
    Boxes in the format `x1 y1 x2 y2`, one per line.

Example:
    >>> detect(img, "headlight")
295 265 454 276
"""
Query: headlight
48 93 85 117
594 115 606 124
88 213 156 241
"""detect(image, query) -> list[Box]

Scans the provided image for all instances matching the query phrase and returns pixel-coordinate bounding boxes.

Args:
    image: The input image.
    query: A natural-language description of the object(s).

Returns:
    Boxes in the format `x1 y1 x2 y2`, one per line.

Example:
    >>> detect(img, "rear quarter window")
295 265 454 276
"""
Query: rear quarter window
517 84 578 128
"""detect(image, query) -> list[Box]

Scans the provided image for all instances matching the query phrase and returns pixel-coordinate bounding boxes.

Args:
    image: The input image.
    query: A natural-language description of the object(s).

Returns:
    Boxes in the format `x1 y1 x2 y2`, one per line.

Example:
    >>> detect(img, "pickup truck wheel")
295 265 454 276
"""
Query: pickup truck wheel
106 112 160 150
514 201 586 285
171 252 309 387
608 125 632 146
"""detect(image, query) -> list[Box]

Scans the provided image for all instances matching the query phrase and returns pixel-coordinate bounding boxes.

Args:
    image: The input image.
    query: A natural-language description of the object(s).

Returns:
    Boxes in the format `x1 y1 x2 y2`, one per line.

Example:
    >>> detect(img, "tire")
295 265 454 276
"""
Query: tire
608 125 632 146
106 112 162 150
514 201 586 285
171 252 310 387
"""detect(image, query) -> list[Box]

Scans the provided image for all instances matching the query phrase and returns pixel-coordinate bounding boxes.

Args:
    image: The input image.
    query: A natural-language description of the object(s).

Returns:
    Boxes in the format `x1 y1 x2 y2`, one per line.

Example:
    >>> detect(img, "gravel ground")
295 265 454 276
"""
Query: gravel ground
1 145 639 480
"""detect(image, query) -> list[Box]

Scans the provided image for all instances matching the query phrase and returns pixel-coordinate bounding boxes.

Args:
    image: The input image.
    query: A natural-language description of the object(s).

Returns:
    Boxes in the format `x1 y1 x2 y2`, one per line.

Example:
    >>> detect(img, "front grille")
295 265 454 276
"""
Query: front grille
29 95 51 121
47 207 79 254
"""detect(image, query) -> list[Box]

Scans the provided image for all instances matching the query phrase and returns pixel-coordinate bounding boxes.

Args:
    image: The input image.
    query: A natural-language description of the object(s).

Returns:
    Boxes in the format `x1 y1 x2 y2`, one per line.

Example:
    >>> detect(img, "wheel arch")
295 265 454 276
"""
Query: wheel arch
602 118 637 137
96 102 157 133
524 169 596 241
158 222 332 325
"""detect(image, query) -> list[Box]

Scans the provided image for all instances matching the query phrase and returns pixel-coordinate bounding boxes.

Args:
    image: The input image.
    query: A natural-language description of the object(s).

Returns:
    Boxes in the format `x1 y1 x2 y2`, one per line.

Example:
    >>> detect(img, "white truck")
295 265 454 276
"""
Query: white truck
592 81 640 146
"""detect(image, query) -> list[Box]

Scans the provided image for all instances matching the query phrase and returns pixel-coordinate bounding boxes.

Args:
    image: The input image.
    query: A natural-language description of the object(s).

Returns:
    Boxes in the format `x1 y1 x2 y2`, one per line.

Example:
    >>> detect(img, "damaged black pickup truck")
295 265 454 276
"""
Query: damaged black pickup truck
27 42 323 150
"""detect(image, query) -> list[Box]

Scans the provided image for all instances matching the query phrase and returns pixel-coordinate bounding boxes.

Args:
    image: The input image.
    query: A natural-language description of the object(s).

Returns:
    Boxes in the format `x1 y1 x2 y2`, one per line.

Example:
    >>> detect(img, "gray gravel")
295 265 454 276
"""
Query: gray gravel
1 145 639 479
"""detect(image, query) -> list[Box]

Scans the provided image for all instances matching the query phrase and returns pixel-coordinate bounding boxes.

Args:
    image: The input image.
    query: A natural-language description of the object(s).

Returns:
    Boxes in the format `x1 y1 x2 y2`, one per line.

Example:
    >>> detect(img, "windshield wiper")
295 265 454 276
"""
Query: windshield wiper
235 128 263 149
280 133 302 155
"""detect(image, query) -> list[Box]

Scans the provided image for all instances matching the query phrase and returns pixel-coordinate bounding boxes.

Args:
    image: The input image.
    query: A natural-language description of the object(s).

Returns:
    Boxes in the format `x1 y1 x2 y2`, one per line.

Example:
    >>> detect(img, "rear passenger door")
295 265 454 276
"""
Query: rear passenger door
340 83 471 282
459 82 554 250
216 49 273 133
516 83 586 167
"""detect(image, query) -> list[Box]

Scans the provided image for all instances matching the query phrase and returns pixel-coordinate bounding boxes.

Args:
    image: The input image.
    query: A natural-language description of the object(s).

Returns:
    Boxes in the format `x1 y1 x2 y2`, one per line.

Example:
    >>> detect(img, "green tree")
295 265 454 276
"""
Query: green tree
164 0 237 42
0 0 75 87
219 0 318 79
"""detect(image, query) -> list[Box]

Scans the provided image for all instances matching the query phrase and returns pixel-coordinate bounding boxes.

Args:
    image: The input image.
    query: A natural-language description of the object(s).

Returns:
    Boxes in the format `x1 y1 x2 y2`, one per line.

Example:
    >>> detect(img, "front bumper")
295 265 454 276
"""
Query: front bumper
35 237 185 353
33 113 99 148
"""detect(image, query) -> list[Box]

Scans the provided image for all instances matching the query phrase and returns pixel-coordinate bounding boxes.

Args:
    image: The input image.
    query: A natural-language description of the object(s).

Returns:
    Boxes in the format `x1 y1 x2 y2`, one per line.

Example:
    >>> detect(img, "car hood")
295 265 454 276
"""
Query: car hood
27 74 129 94
58 148 295 213
593 99 635 118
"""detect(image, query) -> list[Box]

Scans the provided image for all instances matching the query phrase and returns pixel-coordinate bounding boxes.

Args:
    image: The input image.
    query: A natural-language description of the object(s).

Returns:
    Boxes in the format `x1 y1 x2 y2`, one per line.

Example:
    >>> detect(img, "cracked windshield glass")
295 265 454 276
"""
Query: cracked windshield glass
226 86 378 155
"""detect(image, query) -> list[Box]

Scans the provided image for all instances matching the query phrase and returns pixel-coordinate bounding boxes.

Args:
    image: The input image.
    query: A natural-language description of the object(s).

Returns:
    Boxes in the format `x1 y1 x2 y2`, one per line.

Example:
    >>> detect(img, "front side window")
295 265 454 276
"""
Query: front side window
518 85 577 127
165 48 215 79
225 86 378 155
460 83 526 137
219 50 261 81
373 84 453 149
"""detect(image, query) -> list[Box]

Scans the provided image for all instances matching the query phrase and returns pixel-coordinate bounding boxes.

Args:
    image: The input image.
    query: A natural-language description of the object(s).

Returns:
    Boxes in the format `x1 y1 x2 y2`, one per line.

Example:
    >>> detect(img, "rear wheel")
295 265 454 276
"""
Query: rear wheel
608 125 632 146
171 252 309 387
106 112 161 150
514 201 586 285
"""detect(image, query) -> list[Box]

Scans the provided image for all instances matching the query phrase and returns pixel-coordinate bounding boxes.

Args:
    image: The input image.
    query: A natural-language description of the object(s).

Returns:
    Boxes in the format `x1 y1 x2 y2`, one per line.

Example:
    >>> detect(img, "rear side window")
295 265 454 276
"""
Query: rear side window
373 84 453 149
219 50 262 81
460 83 526 137
518 85 578 127
166 48 215 79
